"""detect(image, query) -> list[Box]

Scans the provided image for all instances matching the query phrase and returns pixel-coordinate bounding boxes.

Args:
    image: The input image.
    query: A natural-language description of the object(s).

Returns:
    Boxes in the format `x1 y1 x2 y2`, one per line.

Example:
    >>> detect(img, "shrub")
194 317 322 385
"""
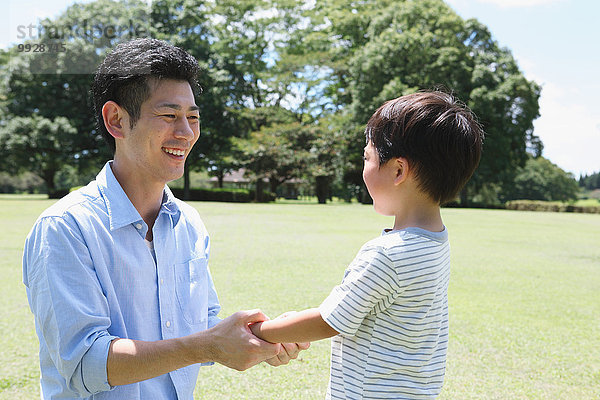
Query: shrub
506 200 600 214
48 189 70 199
0 172 45 193
170 188 252 203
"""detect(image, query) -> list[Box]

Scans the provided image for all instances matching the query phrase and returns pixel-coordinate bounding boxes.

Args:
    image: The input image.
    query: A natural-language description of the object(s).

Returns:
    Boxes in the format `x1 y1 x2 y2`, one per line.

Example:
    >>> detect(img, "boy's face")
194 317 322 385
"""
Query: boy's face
115 79 200 186
362 141 398 216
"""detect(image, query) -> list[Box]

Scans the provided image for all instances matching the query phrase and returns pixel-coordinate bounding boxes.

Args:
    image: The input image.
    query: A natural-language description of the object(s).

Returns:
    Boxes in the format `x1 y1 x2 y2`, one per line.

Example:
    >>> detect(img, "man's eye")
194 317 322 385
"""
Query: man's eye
188 115 199 120
162 114 176 119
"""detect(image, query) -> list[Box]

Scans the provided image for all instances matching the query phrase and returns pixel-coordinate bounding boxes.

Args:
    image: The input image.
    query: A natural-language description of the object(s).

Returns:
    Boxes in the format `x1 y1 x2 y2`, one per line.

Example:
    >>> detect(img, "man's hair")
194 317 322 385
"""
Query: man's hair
365 91 484 205
92 38 200 153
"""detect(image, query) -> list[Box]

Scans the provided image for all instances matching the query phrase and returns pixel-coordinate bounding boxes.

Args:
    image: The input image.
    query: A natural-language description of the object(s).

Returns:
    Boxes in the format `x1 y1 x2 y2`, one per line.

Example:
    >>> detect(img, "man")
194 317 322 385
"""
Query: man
23 38 307 399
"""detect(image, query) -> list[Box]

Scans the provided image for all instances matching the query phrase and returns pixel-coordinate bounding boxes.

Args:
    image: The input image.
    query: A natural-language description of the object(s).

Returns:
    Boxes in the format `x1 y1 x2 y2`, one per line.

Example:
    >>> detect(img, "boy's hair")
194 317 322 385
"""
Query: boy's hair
92 38 200 153
365 91 484 205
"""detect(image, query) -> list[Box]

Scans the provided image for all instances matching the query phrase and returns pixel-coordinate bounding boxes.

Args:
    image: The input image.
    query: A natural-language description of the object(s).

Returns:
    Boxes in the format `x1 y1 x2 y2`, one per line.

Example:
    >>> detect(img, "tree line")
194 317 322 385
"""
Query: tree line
579 172 600 191
0 0 583 204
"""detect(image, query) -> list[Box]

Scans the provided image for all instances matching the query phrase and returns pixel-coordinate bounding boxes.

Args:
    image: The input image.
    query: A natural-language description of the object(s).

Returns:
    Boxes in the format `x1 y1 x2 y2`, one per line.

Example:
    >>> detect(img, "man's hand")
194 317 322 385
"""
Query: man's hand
200 310 281 371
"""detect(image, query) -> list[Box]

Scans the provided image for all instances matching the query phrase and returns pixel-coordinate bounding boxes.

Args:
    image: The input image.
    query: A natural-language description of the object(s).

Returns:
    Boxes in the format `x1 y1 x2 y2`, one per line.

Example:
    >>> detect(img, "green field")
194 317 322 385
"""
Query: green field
1 196 599 399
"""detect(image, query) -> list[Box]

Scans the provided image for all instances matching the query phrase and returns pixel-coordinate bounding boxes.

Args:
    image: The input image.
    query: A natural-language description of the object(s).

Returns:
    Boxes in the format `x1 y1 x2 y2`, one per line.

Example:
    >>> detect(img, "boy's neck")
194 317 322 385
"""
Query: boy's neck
392 198 444 233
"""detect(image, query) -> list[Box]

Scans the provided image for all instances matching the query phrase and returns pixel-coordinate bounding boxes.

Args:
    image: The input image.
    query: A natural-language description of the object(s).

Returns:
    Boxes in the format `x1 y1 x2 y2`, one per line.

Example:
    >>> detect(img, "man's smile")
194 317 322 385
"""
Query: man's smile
162 147 186 157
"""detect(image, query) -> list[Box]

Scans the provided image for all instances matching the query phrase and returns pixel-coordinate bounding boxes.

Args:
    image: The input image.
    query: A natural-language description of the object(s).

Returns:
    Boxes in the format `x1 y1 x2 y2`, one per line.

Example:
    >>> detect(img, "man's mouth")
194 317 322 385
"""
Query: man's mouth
162 147 186 157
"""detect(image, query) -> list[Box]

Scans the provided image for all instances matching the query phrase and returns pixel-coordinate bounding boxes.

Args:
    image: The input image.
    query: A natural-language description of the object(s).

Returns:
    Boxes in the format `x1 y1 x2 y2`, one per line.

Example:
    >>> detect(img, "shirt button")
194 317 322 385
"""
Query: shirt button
166 321 171 328
160 278 164 285
135 223 142 229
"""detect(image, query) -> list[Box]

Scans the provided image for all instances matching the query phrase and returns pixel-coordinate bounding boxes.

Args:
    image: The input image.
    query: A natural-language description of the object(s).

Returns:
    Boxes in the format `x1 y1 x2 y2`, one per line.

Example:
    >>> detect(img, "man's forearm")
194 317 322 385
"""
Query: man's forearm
250 308 338 344
107 334 209 386
107 310 281 386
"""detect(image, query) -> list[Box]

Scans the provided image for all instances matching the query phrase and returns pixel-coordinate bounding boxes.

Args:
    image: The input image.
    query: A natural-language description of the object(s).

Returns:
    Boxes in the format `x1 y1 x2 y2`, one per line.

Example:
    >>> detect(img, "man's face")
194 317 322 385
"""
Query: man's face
116 79 200 185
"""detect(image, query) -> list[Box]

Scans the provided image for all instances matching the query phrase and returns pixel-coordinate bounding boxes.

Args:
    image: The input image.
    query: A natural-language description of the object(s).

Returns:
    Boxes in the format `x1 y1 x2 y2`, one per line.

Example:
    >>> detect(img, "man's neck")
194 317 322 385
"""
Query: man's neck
109 160 164 232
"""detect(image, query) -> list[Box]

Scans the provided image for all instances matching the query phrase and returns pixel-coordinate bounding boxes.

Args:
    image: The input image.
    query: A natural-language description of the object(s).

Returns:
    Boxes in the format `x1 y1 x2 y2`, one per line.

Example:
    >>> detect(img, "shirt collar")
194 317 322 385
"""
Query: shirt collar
96 161 182 231
161 185 182 226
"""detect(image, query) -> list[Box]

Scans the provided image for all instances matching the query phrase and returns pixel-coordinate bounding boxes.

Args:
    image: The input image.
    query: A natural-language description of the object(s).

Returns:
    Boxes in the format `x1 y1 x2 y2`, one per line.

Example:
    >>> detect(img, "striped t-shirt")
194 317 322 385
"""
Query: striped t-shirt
319 227 450 399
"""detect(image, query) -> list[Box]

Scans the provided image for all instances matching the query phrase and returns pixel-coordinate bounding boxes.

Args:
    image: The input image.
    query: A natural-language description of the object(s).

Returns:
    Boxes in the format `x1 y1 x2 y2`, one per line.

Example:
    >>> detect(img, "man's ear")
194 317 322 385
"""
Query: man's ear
393 157 410 185
101 101 129 140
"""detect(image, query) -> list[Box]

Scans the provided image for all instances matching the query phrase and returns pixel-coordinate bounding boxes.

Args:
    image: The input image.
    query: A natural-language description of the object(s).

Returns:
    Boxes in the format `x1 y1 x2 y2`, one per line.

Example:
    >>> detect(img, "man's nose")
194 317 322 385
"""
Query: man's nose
174 117 196 140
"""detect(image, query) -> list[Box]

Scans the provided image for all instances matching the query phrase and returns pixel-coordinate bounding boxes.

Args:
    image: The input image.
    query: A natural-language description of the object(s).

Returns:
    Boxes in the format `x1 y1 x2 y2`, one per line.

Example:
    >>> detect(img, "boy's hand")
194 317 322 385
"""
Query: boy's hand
261 312 311 367
265 341 311 366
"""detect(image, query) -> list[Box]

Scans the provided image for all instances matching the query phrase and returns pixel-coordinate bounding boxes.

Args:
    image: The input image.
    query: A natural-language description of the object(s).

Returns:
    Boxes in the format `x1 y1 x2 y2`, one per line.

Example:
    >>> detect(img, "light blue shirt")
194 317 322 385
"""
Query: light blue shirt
23 162 221 399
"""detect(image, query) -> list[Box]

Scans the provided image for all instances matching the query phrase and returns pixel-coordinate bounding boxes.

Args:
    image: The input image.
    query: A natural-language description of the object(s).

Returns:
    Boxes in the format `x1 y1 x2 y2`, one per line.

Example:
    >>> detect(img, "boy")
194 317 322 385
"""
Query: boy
250 91 484 399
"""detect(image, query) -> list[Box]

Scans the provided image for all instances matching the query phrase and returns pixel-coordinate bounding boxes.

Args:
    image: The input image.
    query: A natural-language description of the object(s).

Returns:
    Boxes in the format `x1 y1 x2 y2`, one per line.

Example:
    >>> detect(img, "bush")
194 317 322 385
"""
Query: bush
48 189 70 199
0 171 45 193
170 188 252 202
507 157 579 202
506 200 600 214
256 191 277 203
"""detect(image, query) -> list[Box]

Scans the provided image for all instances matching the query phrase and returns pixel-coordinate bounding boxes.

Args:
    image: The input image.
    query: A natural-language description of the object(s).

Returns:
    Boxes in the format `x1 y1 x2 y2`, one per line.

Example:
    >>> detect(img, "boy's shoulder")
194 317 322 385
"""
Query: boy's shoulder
362 227 448 252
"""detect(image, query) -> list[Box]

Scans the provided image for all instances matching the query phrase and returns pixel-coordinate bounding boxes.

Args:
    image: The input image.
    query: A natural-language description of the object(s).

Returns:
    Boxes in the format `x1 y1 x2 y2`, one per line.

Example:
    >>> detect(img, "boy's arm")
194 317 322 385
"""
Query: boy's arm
250 308 339 344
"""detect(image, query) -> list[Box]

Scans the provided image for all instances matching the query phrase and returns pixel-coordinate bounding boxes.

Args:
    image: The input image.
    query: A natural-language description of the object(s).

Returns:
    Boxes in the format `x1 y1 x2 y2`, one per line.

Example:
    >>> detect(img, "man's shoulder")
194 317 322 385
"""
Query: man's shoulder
38 181 103 222
169 196 207 231
170 196 200 221
171 196 197 215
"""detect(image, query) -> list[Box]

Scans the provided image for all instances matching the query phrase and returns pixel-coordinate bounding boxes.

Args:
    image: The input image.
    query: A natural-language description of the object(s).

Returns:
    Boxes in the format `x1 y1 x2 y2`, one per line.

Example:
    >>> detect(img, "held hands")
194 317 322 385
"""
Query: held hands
202 310 309 371
260 311 311 367
203 309 280 371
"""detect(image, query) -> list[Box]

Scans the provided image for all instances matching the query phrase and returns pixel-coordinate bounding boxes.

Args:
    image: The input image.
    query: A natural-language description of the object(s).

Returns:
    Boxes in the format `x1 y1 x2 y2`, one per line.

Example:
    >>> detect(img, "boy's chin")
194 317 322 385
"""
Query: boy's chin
372 203 394 217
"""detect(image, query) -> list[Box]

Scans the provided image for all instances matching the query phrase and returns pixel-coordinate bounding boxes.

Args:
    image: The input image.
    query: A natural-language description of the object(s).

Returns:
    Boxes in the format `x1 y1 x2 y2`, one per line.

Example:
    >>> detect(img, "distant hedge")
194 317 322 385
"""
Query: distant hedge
506 200 600 214
49 189 70 199
170 188 252 203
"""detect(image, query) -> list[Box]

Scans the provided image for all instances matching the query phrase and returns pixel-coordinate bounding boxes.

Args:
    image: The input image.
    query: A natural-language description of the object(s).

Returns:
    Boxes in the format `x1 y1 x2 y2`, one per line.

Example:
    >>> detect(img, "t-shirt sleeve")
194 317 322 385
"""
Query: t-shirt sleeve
319 246 403 337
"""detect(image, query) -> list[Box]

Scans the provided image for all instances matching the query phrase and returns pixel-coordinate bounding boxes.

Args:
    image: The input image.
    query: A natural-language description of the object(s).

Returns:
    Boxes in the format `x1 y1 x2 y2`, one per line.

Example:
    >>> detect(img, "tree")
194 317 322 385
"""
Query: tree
152 0 231 193
231 106 307 199
151 0 296 194
508 156 579 202
294 0 541 204
579 171 600 190
0 115 78 195
2 0 152 188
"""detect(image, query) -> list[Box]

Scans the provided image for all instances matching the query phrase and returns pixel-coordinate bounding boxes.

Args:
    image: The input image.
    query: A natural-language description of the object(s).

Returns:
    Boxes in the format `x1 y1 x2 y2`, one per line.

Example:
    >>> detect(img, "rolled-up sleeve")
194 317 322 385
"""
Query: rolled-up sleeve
23 215 118 396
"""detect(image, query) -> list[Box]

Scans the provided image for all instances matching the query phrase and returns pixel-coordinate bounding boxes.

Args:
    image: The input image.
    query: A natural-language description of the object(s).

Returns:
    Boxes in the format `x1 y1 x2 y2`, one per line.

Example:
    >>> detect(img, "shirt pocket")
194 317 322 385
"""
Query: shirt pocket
174 257 209 326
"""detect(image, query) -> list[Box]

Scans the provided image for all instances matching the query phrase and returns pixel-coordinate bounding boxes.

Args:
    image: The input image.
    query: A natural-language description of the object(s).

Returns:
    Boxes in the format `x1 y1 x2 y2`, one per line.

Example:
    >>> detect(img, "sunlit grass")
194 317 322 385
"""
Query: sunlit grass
1 196 598 399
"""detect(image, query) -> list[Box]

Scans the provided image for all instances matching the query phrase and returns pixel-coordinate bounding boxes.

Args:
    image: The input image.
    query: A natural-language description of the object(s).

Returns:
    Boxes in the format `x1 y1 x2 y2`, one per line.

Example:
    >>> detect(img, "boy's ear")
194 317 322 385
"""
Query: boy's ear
393 157 410 185
101 101 129 140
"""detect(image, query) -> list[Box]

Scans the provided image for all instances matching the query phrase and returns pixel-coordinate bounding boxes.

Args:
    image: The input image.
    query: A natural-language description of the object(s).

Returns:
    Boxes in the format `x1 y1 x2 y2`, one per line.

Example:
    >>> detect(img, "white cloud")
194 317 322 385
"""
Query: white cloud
533 81 600 176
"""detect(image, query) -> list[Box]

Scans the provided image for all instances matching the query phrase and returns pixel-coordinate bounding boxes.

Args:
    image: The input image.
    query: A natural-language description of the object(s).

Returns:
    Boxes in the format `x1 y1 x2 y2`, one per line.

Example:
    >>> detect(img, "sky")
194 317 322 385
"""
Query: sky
2 0 599 176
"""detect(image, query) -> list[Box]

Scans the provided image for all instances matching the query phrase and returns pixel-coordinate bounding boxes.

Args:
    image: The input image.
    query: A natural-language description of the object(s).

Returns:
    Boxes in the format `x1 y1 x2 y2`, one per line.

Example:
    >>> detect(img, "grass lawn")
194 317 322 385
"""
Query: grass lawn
1 195 599 399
